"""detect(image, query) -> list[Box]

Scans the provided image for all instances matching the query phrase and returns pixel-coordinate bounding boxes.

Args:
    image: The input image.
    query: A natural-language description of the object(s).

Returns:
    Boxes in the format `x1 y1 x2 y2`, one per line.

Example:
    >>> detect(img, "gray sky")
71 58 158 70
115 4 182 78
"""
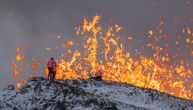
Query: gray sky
0 0 192 89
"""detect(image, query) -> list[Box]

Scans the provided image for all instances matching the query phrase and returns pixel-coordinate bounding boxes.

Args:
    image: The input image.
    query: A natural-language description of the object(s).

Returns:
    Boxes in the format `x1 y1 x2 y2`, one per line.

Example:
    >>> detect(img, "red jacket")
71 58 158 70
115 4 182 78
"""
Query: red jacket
47 59 57 72
47 60 53 68
95 70 102 77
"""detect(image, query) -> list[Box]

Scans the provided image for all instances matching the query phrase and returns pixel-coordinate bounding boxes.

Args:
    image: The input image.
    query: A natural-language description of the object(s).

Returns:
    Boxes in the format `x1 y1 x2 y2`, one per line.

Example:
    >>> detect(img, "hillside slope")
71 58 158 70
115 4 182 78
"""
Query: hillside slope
0 77 193 110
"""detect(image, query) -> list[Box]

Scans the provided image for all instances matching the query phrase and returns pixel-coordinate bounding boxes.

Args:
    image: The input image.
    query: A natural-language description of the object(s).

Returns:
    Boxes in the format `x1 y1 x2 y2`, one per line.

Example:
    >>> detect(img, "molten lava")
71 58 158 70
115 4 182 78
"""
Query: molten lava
12 15 193 100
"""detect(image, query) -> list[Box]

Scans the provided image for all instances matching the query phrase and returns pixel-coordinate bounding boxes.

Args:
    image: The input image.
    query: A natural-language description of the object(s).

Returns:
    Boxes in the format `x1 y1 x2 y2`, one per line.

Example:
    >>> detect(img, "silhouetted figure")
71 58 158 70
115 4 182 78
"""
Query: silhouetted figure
47 57 57 80
95 70 103 81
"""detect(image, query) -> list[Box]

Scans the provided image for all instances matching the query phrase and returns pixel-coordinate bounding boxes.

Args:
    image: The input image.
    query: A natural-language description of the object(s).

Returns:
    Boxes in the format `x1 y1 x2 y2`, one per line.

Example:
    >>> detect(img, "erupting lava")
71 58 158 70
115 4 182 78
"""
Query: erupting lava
13 15 193 100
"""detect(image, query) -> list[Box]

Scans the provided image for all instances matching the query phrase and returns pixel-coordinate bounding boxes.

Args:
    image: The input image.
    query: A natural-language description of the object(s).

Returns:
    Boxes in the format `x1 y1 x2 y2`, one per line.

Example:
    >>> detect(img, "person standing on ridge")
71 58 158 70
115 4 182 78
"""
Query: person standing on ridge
95 70 103 81
47 57 57 80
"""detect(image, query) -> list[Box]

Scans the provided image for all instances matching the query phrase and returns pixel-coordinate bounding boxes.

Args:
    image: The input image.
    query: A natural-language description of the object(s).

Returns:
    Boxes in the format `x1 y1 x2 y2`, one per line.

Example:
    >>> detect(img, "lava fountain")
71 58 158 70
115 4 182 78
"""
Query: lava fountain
12 15 193 100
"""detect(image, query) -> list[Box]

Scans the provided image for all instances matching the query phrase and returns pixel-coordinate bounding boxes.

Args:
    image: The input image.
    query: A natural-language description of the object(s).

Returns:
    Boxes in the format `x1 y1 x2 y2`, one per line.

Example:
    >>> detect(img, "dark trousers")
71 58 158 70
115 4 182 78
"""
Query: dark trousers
53 71 56 79
95 76 102 81
48 67 53 80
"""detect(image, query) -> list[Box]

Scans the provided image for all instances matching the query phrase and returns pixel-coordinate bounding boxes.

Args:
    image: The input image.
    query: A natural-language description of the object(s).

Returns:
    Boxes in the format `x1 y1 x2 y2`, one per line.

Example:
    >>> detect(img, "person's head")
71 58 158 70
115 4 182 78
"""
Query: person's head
50 57 54 61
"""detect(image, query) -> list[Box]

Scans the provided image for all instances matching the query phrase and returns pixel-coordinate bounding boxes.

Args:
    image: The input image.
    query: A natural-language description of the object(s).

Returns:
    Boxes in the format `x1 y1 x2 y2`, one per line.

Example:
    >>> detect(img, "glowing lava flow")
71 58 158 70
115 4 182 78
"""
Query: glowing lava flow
13 15 193 100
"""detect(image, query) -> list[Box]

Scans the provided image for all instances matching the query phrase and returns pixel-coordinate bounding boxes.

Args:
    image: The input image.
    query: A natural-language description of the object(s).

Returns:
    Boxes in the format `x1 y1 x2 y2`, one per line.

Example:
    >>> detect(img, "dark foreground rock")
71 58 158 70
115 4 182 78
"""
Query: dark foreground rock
0 77 193 110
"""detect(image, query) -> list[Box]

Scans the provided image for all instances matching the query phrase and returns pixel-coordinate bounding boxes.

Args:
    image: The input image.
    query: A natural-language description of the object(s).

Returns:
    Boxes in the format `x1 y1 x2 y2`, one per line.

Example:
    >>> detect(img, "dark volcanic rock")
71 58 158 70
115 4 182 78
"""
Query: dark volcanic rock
0 77 193 110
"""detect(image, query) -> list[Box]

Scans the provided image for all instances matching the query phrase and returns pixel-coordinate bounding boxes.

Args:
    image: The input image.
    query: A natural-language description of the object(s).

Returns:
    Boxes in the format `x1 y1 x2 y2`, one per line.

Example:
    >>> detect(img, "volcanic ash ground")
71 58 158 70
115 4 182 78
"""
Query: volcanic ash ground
0 77 193 110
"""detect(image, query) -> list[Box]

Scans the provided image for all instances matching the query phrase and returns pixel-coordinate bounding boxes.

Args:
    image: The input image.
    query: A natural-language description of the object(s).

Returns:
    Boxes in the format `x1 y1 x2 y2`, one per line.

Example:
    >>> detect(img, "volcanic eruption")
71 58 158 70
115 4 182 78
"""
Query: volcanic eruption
10 15 193 102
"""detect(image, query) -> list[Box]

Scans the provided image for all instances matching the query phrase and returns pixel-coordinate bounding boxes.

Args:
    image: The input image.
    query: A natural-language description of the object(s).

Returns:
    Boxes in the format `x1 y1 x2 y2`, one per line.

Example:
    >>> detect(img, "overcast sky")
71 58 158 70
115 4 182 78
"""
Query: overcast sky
0 0 192 89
